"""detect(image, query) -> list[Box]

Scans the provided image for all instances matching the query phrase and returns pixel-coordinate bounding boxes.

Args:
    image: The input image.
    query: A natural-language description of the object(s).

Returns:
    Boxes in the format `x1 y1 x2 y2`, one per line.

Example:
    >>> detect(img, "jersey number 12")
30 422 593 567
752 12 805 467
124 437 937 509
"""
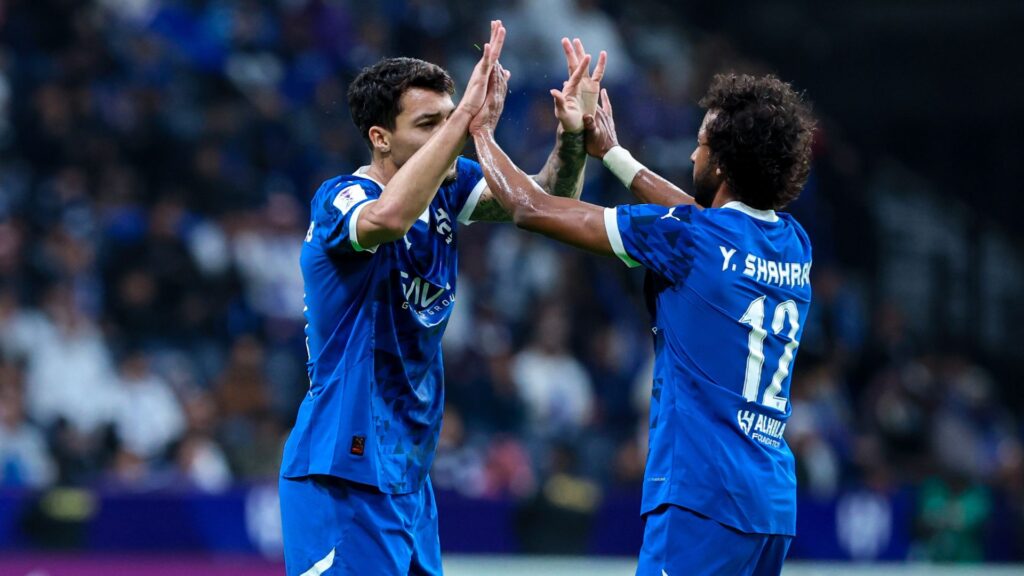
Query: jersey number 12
739 295 800 411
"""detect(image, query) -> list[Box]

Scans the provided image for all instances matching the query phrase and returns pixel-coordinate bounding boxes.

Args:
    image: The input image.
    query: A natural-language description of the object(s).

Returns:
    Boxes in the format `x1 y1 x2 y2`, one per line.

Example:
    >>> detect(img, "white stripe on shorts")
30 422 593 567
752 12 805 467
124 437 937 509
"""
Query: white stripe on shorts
300 547 336 576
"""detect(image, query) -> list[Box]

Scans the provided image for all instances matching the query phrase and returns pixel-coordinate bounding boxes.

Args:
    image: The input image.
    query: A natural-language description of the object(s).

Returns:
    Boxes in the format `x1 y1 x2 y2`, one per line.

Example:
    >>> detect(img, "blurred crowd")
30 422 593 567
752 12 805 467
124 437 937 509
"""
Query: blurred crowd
0 0 1020 561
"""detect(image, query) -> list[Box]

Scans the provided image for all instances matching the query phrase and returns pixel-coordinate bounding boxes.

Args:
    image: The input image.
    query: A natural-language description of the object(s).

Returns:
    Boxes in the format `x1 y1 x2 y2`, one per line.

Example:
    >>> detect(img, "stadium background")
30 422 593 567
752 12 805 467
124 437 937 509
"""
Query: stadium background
0 0 1021 573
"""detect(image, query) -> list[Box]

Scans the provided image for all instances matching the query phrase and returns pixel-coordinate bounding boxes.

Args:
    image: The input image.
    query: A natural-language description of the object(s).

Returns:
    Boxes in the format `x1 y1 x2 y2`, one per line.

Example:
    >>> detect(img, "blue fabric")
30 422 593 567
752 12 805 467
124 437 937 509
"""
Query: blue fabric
636 504 792 576
613 203 812 535
281 157 483 494
279 474 441 576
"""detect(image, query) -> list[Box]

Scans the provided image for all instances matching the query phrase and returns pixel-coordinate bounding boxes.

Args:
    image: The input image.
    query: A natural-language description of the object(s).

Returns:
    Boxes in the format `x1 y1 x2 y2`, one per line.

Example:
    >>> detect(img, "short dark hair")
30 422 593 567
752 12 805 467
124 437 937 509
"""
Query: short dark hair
347 57 455 151
699 74 815 210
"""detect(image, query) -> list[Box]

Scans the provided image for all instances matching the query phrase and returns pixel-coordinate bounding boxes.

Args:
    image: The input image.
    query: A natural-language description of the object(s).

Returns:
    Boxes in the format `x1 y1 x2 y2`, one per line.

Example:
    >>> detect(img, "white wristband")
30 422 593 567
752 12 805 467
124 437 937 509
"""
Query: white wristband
602 146 645 188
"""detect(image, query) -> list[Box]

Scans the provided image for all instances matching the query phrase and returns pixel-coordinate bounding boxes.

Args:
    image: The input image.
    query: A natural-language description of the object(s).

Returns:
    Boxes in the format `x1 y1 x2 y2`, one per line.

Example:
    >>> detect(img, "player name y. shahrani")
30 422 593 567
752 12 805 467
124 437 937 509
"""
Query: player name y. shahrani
719 245 811 288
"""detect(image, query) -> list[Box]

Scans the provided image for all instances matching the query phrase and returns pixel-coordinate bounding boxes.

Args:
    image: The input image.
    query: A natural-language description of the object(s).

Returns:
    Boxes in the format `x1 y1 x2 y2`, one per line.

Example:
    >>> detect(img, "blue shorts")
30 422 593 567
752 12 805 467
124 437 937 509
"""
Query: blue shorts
279 474 441 576
636 504 791 576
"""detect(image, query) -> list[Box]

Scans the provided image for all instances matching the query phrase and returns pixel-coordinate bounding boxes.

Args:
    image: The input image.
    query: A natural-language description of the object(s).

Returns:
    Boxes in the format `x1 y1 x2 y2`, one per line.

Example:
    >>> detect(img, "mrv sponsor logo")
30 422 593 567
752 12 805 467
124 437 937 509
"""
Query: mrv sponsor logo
399 272 455 318
737 409 787 448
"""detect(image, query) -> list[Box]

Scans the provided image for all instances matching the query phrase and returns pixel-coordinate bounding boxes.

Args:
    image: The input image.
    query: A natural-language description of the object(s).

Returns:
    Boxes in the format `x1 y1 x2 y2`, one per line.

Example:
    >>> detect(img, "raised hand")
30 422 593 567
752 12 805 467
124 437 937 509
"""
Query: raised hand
553 38 607 132
550 53 592 134
582 88 620 159
469 62 511 137
458 20 507 118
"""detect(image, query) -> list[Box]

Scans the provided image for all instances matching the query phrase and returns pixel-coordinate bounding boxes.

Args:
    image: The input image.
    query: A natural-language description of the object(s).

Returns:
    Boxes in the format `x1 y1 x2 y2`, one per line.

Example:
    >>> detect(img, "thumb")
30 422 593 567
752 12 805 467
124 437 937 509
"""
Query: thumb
550 89 565 109
583 114 595 130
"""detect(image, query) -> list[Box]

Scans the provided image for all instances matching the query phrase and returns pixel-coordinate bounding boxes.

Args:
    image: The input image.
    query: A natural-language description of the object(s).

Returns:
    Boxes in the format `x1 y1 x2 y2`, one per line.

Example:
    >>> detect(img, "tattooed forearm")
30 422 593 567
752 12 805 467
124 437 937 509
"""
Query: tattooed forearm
535 130 587 199
469 130 587 223
468 193 513 222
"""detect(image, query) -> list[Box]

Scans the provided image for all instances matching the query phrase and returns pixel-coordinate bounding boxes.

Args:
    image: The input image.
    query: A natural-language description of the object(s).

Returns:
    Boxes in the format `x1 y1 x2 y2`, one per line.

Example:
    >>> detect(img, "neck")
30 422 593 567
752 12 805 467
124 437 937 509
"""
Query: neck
365 157 397 186
711 184 737 208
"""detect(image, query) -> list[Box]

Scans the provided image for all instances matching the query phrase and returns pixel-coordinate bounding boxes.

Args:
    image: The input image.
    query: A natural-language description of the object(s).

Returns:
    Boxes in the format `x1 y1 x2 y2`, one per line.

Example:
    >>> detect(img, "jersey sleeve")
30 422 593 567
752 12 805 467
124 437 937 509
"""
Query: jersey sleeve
316 181 381 255
452 156 488 226
604 203 698 283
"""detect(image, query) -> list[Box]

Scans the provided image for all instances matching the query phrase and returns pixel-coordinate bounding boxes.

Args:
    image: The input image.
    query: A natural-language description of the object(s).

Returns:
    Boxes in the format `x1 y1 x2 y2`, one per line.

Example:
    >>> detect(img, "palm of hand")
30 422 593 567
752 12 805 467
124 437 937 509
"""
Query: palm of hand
554 38 606 133
557 88 585 132
470 65 509 135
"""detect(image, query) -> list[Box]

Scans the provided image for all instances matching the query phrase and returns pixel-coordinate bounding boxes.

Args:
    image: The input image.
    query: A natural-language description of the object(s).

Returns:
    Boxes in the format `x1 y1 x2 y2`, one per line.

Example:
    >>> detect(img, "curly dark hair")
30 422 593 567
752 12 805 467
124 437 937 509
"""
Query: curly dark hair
699 74 815 210
347 57 455 151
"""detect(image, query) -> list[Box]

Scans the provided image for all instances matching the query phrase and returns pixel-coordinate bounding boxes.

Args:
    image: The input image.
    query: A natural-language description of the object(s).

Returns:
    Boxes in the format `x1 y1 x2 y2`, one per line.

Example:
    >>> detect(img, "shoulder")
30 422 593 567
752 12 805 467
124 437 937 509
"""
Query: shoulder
620 203 698 224
313 174 382 216
317 173 382 199
456 155 481 173
777 212 812 251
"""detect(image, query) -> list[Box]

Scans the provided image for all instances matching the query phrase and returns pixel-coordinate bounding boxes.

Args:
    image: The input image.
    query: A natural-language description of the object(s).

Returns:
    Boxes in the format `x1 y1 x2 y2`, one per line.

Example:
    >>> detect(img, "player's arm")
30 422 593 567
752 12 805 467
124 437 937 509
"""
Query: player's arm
532 39 608 200
466 39 606 223
357 21 506 246
470 60 615 256
583 89 697 208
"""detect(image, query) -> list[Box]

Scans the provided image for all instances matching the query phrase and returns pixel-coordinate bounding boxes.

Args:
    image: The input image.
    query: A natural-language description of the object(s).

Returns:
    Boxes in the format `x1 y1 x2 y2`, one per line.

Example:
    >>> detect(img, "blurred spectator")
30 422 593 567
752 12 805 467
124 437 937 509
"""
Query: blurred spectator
930 355 1015 481
215 335 281 478
482 435 537 499
24 284 119 438
0 359 56 489
231 192 305 325
174 391 233 493
112 350 185 461
914 473 992 563
512 309 594 442
431 406 487 498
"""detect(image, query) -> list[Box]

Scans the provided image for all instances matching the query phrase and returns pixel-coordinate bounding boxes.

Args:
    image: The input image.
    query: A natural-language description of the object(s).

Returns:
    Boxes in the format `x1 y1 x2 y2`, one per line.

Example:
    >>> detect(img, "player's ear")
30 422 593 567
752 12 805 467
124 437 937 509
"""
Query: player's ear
368 126 391 155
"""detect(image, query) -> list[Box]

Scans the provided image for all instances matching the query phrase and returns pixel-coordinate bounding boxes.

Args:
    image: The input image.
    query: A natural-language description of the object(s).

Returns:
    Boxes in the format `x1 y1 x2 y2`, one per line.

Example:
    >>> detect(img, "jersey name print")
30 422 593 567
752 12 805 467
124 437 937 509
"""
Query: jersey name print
605 201 812 536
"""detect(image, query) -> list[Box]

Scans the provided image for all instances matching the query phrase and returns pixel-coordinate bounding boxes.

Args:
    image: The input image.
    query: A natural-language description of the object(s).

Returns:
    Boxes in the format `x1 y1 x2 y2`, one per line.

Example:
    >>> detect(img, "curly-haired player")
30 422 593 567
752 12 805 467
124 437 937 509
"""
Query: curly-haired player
469 56 815 576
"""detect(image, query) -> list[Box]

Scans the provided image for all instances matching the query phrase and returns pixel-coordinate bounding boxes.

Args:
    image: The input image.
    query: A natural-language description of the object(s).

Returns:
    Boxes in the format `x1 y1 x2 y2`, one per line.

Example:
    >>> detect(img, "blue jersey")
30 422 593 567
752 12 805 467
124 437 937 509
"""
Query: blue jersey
605 201 812 535
281 157 486 494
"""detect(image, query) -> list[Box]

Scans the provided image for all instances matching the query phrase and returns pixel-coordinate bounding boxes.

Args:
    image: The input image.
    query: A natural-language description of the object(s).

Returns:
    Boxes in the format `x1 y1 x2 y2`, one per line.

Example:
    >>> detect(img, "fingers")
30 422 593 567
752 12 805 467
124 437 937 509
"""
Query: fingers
601 88 613 115
489 21 506 64
495 63 511 90
473 20 505 80
550 89 566 111
561 37 577 73
592 51 607 82
573 38 586 64
488 20 498 49
563 54 591 94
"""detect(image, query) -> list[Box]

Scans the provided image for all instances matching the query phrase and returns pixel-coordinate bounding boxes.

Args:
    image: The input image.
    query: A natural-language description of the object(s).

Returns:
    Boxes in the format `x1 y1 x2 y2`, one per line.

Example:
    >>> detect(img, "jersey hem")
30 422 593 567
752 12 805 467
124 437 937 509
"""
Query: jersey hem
640 497 796 537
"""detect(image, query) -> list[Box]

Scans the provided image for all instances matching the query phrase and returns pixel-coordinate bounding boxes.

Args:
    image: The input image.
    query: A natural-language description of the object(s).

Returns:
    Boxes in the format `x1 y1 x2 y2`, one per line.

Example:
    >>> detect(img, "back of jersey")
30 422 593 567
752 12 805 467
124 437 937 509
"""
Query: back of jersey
605 201 812 536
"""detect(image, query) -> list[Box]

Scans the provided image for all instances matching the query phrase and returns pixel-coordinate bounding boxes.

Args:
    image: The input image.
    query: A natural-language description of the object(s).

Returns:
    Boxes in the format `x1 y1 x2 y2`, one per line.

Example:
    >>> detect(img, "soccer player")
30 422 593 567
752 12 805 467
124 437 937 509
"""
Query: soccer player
469 54 815 575
279 22 608 576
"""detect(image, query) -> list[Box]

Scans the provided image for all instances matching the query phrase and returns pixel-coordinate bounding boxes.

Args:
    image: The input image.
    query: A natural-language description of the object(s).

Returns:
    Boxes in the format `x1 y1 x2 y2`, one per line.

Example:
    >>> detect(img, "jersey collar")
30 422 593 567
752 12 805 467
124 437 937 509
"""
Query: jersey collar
353 166 386 189
722 201 779 223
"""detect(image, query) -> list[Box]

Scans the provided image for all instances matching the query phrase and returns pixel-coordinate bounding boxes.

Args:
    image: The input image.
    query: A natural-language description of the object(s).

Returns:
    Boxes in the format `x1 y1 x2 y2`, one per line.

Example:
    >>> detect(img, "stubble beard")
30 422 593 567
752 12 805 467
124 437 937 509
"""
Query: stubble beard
693 164 720 208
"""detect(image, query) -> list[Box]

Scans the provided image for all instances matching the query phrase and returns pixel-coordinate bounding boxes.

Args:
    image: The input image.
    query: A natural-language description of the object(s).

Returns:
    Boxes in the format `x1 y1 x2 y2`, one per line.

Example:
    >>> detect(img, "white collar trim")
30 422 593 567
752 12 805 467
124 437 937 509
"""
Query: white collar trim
354 166 386 189
722 201 779 222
